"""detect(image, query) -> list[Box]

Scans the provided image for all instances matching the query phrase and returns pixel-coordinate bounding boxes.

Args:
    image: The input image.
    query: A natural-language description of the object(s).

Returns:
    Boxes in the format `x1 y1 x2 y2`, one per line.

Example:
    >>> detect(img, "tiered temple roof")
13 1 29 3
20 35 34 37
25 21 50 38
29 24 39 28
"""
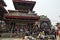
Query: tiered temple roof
0 0 7 6
0 0 7 13
5 10 40 20
4 0 40 21
13 0 36 13
0 6 7 13
0 0 7 19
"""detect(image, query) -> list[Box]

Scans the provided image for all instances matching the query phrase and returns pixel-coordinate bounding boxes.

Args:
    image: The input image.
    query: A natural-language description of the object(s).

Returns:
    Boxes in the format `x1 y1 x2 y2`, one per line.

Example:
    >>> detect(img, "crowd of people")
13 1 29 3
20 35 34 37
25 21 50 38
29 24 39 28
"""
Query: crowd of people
7 24 56 40
0 23 56 40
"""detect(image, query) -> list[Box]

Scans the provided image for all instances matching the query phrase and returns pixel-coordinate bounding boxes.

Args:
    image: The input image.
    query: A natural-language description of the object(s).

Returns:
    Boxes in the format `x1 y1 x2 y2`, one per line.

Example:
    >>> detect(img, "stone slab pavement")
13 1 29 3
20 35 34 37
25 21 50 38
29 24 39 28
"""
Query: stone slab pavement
0 38 23 40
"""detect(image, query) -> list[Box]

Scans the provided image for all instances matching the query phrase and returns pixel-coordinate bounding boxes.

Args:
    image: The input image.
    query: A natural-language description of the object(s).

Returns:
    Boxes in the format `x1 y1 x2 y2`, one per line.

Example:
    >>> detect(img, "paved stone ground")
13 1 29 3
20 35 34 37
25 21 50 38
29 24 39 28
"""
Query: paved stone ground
56 36 60 40
0 38 23 40
0 35 57 40
0 38 57 40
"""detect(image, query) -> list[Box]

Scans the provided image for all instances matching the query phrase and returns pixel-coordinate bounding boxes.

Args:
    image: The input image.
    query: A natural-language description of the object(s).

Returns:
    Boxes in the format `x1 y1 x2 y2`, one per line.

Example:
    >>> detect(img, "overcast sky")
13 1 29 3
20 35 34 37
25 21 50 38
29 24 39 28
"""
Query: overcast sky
4 0 60 25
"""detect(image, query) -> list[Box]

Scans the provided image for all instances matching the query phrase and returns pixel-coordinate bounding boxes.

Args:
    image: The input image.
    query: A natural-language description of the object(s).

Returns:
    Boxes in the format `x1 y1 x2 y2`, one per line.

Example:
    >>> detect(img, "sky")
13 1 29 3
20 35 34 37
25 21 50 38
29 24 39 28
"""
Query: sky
4 0 60 25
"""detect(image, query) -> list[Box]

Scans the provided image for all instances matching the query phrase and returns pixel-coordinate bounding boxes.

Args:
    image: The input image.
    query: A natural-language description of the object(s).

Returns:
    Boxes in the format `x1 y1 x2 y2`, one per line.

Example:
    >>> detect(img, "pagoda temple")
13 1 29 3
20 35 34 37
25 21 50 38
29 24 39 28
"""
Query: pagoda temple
2 0 40 37
4 0 39 30
0 0 52 38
